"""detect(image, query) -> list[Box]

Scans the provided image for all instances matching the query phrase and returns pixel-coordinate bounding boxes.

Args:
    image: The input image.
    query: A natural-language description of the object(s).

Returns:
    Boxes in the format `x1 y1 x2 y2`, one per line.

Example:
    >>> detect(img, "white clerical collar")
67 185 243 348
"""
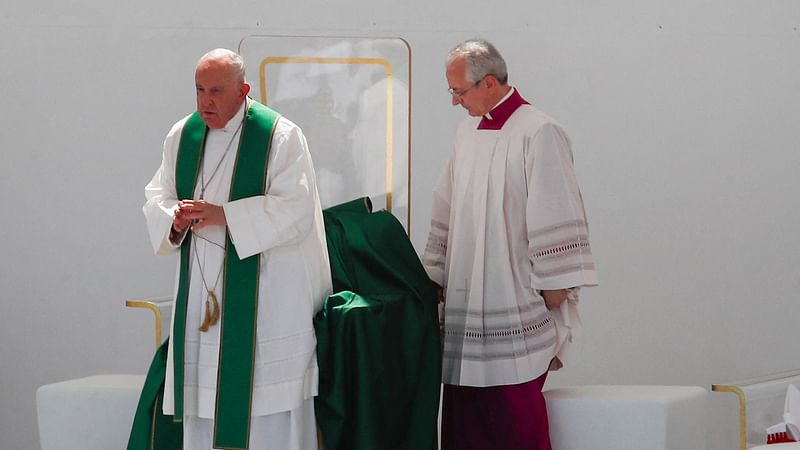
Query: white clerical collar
219 98 250 132
484 87 515 121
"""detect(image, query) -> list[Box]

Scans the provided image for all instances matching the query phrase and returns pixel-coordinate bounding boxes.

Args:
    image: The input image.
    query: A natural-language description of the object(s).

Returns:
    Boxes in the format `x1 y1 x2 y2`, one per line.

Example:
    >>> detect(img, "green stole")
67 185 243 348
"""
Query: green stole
174 101 279 449
127 340 183 450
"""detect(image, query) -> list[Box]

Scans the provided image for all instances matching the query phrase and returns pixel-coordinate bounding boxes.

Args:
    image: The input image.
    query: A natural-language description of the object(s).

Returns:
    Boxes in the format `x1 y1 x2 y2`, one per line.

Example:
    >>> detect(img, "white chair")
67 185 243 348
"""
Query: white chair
544 385 708 450
36 297 171 450
713 369 800 450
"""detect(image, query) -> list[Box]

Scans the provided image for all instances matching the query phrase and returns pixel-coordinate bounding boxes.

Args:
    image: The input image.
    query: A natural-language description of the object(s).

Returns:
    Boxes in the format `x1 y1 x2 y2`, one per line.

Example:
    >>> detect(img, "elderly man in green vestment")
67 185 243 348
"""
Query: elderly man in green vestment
140 48 332 450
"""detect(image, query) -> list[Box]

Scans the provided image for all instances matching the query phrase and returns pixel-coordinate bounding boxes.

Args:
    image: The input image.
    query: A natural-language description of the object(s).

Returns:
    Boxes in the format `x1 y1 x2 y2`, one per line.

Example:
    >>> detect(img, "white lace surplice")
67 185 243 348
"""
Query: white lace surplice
423 104 597 387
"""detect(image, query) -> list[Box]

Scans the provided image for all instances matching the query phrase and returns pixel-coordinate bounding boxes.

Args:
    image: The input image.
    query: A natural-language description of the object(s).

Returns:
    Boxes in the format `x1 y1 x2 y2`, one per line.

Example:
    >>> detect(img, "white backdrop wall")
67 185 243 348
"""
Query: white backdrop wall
2 1 799 448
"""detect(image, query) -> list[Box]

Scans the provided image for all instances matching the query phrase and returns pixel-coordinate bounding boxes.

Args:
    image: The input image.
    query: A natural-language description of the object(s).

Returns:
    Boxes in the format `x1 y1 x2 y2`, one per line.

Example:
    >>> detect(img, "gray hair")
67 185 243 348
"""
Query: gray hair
446 39 508 85
198 48 246 83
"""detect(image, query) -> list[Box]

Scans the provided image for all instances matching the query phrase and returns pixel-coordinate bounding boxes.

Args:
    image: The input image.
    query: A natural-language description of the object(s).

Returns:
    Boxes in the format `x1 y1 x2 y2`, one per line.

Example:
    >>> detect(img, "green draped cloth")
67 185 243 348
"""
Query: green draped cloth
127 340 182 450
128 198 440 449
314 198 441 450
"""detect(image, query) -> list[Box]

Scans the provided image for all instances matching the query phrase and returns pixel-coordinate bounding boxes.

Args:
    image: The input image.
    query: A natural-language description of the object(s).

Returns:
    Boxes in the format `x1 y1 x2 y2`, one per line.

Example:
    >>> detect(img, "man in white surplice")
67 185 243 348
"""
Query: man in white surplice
422 39 598 450
142 49 331 450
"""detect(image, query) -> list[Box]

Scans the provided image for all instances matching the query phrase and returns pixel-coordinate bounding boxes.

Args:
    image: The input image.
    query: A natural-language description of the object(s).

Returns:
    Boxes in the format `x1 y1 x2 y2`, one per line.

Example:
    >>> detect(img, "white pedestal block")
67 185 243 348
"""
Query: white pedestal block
545 385 708 450
37 374 145 450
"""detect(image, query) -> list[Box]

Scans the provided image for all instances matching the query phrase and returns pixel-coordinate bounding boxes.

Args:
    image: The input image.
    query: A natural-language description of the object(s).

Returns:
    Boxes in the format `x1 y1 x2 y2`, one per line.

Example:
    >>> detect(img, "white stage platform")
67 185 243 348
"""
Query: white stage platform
38 376 712 450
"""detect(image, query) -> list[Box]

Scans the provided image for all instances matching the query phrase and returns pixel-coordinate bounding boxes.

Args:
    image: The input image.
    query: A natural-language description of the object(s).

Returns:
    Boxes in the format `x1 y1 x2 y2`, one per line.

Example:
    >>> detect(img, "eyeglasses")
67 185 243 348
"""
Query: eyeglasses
448 78 484 98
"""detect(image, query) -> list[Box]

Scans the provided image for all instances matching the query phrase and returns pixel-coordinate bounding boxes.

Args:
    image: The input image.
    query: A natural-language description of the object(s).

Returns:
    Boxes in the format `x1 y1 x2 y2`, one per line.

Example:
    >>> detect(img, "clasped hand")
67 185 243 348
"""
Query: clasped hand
173 200 227 233
542 289 567 310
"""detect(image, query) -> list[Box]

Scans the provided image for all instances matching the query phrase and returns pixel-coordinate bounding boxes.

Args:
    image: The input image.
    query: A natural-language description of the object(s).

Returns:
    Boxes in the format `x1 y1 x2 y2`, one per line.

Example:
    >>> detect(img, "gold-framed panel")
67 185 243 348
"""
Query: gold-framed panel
239 35 411 232
259 56 395 212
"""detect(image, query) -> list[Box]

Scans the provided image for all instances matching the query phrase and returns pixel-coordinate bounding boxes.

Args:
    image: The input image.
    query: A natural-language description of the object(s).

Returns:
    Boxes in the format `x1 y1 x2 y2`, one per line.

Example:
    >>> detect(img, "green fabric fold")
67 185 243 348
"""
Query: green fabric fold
127 340 182 450
315 198 441 450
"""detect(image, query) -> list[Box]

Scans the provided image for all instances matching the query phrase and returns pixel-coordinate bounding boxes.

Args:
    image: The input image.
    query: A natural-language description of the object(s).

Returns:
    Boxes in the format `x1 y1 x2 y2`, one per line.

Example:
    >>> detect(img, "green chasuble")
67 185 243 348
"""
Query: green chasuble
128 101 278 450
314 198 441 450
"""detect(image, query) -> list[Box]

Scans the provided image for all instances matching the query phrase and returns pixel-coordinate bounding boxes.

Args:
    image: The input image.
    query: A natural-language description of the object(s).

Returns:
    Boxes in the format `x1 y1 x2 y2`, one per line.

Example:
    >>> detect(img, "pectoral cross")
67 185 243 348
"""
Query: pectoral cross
198 290 220 332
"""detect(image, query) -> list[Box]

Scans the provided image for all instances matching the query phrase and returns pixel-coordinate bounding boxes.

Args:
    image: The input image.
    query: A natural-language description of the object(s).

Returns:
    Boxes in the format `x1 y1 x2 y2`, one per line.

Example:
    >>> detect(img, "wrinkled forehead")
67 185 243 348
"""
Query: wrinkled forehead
195 58 238 84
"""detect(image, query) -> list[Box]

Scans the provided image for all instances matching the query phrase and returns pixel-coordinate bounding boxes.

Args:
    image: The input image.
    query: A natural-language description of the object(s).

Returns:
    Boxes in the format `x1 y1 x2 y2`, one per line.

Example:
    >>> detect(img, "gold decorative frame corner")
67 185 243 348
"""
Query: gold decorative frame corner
259 56 396 213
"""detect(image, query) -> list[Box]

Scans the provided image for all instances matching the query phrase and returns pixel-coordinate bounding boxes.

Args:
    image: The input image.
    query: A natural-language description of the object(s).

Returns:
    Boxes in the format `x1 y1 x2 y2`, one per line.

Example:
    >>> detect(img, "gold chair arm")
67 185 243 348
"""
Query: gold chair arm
125 299 164 349
712 384 746 450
